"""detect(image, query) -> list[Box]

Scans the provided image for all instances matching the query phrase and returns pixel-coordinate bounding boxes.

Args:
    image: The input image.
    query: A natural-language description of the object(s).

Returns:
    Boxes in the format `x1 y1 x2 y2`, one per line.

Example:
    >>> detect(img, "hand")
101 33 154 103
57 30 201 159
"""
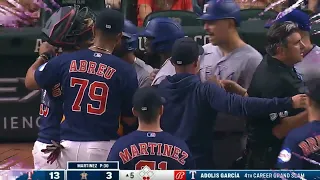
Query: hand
220 80 247 96
291 94 307 109
41 140 64 165
39 42 56 55
150 69 159 81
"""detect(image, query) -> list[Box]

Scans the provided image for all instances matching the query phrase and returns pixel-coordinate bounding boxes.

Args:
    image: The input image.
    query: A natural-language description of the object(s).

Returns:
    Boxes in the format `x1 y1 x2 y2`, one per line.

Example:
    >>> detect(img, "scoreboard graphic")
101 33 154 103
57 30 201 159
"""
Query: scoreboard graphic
0 161 318 179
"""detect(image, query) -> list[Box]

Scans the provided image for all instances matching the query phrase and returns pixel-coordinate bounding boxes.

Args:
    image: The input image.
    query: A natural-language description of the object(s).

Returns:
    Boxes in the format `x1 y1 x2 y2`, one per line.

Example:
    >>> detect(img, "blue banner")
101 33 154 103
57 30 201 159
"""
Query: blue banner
67 161 119 170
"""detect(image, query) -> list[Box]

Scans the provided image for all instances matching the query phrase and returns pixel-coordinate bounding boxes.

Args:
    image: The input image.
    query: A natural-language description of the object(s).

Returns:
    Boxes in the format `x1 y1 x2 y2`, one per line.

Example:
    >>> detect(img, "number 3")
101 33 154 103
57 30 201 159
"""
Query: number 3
70 77 109 115
135 160 167 170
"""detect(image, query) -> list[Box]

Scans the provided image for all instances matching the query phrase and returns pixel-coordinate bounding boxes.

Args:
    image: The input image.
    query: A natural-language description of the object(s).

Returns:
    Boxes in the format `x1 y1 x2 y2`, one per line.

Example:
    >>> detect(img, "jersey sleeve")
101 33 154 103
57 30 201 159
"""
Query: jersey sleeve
106 143 125 169
34 57 61 89
202 82 294 117
121 67 139 117
276 134 303 169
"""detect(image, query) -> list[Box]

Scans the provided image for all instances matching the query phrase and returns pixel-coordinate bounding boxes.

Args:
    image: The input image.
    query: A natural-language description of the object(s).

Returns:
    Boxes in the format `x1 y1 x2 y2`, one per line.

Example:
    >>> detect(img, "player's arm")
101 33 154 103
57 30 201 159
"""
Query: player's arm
139 75 152 88
25 56 61 90
121 67 139 126
272 111 308 139
25 42 56 90
203 82 304 117
25 55 49 90
276 134 303 169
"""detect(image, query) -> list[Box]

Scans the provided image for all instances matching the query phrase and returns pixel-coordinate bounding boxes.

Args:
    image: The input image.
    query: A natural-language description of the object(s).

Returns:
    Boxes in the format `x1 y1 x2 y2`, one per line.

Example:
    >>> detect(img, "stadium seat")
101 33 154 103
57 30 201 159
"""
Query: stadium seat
192 0 203 16
240 9 277 21
121 0 138 25
143 10 202 27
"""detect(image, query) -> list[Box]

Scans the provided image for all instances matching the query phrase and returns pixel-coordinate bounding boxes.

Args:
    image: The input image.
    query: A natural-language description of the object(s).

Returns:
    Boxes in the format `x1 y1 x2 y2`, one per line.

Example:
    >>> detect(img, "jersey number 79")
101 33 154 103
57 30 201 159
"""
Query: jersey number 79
70 77 109 115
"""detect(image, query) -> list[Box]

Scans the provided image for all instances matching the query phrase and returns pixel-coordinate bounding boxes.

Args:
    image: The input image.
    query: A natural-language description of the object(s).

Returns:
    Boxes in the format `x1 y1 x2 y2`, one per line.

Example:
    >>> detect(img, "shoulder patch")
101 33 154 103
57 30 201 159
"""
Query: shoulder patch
38 62 48 71
278 148 291 163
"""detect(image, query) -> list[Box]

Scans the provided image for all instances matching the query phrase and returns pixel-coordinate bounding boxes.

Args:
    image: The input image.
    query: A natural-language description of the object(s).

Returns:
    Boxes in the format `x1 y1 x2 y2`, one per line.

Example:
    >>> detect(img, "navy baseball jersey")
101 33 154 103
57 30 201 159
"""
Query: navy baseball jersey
277 121 320 169
37 81 63 144
34 49 138 141
107 131 195 170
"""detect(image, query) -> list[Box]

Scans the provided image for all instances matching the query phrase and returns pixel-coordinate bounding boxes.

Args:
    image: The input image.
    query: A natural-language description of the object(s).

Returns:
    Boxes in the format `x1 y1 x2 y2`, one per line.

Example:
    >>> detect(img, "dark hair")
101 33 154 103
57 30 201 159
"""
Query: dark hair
266 21 299 56
135 108 160 124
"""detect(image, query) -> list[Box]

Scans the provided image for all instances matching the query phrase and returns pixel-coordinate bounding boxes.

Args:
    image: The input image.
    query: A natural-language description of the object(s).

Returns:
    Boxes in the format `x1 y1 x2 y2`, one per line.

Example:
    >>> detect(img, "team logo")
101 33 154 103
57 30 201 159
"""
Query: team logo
269 113 278 121
174 171 186 180
278 148 291 163
80 171 88 180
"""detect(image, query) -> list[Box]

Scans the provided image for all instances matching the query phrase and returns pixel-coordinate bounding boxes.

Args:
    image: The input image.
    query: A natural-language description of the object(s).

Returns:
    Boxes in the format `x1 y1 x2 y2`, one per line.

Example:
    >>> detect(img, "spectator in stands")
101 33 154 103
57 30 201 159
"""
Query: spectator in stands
0 0 40 27
105 0 121 9
137 0 193 26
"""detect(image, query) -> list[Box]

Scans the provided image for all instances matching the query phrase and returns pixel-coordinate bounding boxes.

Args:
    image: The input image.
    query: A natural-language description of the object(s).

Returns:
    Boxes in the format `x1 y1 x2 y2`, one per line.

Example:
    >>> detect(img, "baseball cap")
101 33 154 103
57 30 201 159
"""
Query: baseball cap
171 37 204 65
265 9 311 31
95 9 130 38
133 87 166 112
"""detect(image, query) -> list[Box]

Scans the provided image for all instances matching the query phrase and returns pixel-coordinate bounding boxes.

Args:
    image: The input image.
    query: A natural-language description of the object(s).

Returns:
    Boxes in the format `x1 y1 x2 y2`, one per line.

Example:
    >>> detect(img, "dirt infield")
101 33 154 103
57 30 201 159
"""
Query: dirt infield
0 143 34 170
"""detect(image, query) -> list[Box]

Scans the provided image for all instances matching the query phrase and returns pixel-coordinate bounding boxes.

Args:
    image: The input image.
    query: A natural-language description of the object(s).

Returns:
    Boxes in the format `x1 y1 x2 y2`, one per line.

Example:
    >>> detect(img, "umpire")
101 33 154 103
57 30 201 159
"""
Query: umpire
157 37 306 169
242 21 308 169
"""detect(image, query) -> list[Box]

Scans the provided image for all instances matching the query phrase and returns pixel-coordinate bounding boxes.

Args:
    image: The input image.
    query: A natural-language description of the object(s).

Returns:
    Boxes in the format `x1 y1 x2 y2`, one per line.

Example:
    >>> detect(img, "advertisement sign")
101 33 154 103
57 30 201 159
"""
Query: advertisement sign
0 78 40 142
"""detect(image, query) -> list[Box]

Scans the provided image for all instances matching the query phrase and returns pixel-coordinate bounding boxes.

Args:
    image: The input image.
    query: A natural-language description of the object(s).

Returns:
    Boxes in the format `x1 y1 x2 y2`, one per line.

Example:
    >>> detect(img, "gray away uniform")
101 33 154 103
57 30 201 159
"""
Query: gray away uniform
199 43 262 169
134 58 153 87
295 45 320 81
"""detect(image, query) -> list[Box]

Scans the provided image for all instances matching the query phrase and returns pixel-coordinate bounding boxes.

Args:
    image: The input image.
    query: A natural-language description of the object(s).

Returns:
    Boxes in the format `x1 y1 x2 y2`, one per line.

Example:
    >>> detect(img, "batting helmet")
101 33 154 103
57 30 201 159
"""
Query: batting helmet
123 20 139 51
140 17 185 53
42 5 96 48
199 0 241 26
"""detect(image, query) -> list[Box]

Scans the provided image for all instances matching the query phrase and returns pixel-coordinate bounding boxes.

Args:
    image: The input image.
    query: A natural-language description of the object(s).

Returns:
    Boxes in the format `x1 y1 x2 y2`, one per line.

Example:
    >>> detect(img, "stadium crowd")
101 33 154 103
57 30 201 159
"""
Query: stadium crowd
1 0 317 171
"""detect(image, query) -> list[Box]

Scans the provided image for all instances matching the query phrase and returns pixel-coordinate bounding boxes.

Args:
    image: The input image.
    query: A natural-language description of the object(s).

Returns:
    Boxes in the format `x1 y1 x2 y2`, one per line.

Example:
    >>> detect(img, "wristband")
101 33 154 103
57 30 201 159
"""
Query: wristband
39 52 54 62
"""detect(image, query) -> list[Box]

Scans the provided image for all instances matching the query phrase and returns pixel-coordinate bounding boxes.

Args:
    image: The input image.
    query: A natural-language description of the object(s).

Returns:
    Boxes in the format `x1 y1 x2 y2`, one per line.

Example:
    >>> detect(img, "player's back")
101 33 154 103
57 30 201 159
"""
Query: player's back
277 121 320 169
58 49 138 141
107 130 195 170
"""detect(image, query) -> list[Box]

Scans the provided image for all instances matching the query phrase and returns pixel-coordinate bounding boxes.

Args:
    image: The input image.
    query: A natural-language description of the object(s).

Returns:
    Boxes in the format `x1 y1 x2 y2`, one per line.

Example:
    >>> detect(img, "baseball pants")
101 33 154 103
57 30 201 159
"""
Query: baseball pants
32 141 61 169
58 140 116 169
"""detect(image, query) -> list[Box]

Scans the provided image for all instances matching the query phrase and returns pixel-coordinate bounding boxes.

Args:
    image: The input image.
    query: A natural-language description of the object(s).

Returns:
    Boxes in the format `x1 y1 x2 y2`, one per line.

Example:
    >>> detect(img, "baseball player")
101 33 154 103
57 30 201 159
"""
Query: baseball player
157 37 307 169
113 19 153 88
107 87 195 170
25 8 138 169
277 76 320 169
265 9 320 81
198 0 264 168
138 17 184 86
30 6 95 169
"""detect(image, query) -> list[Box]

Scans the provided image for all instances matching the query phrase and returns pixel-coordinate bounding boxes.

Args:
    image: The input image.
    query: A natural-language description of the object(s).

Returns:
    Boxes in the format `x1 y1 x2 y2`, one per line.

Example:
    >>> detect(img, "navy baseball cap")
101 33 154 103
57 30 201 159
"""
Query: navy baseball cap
171 37 204 65
95 9 130 38
133 87 165 112
265 9 311 31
